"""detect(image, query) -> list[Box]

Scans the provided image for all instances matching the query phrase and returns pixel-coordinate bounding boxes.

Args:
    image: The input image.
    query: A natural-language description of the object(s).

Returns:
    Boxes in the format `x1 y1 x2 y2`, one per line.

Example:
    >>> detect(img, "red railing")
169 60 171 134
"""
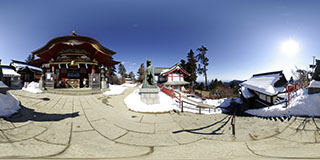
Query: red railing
157 84 181 108
286 82 300 104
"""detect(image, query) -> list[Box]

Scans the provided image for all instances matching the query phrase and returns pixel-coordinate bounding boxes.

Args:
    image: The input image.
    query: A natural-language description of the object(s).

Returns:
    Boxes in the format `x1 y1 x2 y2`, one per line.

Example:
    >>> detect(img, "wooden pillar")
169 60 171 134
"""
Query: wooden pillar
51 65 55 72
91 65 95 74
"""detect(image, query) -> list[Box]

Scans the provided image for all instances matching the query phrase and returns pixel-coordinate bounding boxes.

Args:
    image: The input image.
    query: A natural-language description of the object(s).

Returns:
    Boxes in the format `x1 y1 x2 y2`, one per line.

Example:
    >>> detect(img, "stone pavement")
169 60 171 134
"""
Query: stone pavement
0 86 320 159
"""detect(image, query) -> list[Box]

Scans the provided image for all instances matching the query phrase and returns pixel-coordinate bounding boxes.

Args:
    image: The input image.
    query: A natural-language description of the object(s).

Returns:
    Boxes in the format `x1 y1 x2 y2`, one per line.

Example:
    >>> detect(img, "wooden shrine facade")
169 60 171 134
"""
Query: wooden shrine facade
29 32 119 89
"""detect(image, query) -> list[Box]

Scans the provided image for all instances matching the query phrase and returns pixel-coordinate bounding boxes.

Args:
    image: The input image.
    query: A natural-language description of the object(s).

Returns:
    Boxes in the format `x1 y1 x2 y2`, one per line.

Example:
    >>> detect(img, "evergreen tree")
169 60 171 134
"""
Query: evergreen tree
196 45 209 90
137 63 145 83
129 71 136 81
180 59 187 70
106 66 116 84
185 49 198 92
118 63 127 84
25 53 35 63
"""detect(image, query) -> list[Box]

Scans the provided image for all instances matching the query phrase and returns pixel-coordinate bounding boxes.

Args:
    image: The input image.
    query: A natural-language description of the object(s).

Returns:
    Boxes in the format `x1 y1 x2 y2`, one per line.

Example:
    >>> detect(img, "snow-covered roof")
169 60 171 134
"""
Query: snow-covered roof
163 81 190 86
240 86 254 98
241 71 286 96
154 67 170 75
11 60 42 72
2 67 20 77
160 64 190 76
309 80 320 88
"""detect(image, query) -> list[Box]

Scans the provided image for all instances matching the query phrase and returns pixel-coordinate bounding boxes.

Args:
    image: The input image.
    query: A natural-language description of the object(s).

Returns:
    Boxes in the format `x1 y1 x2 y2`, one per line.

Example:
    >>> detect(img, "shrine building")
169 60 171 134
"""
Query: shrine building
154 64 190 91
29 32 119 89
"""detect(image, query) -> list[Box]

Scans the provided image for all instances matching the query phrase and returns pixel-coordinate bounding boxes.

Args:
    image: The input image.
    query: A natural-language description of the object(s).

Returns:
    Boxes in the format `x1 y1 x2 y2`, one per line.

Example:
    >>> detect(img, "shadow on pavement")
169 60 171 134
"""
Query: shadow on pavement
13 94 50 101
172 115 231 135
5 105 79 122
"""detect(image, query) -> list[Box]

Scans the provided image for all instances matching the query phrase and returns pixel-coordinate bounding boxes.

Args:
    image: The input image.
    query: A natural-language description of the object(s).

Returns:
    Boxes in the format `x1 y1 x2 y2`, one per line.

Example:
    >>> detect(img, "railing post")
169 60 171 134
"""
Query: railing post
181 101 184 112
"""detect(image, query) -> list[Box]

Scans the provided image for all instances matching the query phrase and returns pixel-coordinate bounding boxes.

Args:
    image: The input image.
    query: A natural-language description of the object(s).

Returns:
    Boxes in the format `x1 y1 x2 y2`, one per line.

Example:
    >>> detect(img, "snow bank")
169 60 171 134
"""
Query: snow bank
125 90 222 114
103 83 137 96
22 82 43 94
122 83 137 87
204 97 242 108
0 92 20 117
185 94 204 102
246 89 320 117
125 89 179 112
103 84 127 96
0 81 8 88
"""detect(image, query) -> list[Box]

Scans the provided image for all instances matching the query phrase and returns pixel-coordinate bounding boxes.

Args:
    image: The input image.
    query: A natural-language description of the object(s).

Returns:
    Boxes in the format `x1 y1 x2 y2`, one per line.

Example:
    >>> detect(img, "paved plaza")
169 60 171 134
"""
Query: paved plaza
0 86 320 159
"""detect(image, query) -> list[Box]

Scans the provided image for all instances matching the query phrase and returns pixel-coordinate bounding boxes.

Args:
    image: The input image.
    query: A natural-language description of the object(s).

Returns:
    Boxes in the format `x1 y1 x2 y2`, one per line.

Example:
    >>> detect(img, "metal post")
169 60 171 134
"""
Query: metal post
181 101 184 112
231 112 235 135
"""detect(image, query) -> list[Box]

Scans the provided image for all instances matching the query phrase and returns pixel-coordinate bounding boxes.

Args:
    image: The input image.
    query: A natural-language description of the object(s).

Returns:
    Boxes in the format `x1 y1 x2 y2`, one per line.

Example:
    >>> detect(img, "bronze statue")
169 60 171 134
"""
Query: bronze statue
312 59 320 81
142 59 156 88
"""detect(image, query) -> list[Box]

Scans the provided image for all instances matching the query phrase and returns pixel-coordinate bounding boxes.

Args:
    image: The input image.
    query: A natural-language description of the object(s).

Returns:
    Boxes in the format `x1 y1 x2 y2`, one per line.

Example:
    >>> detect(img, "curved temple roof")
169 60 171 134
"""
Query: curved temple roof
30 33 119 67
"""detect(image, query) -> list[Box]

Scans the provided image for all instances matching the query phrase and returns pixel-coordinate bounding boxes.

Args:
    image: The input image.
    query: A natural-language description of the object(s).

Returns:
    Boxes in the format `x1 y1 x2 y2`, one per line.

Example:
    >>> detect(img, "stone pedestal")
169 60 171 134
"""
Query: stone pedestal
139 87 160 105
101 80 107 89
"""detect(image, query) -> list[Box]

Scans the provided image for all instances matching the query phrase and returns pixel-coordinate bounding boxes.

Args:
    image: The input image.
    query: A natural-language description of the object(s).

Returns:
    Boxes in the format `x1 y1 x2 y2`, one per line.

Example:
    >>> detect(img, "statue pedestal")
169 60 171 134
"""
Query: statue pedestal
308 80 320 94
139 87 160 105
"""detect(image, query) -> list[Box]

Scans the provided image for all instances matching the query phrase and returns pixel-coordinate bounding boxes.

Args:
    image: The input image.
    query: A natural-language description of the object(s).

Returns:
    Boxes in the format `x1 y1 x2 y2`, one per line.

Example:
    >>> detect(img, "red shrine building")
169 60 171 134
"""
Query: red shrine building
29 32 119 89
154 64 190 91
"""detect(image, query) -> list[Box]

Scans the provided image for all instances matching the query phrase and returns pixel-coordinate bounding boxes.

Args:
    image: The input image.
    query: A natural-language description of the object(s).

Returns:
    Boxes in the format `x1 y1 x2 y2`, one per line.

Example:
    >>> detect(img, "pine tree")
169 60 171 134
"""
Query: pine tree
180 59 187 70
137 63 145 83
118 63 127 84
129 71 136 81
25 53 35 63
196 46 209 91
185 49 198 92
106 66 116 84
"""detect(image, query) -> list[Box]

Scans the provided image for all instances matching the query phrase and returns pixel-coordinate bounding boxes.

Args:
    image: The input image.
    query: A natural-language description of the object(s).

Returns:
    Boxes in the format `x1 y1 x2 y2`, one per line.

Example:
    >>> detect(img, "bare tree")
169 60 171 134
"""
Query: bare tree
292 67 310 88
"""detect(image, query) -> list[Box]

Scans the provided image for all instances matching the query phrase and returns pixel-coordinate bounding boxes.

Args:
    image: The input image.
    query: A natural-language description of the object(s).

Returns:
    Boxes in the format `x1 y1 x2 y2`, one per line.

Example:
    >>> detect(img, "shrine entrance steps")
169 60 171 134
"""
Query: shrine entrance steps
45 88 107 95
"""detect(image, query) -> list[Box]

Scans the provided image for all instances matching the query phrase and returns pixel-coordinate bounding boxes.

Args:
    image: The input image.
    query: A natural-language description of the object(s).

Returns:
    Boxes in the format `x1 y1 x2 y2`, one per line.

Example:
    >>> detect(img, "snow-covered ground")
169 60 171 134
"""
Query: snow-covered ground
0 92 20 117
103 83 137 96
246 88 320 117
125 90 222 114
204 97 242 108
185 94 204 103
125 89 179 113
22 82 43 94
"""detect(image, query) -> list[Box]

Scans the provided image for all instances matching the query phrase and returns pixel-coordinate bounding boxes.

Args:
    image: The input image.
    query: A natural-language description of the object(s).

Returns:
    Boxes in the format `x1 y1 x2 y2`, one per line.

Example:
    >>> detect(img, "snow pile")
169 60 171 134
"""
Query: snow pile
185 94 204 102
204 97 242 108
103 84 127 96
246 89 320 117
0 92 20 117
125 90 222 114
103 83 137 96
22 82 43 94
309 80 320 88
0 81 8 88
125 89 179 112
122 83 137 87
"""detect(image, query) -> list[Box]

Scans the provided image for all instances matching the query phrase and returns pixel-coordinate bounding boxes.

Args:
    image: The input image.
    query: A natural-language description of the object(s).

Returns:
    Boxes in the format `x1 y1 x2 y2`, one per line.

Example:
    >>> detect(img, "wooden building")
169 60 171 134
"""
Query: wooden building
0 65 21 88
28 32 119 89
154 64 190 91
10 60 42 83
240 71 287 108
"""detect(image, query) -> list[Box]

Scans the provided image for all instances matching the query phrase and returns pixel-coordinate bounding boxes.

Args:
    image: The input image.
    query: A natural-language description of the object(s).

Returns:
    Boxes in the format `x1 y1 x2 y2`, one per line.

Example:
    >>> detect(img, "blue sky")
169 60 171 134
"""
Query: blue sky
0 0 319 81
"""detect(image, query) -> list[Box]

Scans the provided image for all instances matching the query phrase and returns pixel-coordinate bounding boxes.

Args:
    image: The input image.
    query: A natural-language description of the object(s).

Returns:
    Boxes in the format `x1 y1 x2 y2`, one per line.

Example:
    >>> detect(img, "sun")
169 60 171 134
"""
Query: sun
280 39 300 55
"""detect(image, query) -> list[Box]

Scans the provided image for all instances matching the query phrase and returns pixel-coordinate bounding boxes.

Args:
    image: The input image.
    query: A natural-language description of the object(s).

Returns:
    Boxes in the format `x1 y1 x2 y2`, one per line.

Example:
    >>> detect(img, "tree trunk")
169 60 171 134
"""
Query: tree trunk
204 67 208 91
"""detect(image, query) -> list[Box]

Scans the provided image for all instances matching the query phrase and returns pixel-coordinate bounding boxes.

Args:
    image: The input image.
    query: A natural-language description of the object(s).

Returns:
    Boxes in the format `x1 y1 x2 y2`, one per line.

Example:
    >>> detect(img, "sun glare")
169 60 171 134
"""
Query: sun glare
280 39 300 55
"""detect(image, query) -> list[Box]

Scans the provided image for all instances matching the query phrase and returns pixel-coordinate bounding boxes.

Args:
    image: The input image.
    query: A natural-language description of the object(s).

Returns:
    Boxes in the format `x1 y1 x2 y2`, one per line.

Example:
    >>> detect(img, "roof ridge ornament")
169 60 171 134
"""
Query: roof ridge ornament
72 30 77 36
